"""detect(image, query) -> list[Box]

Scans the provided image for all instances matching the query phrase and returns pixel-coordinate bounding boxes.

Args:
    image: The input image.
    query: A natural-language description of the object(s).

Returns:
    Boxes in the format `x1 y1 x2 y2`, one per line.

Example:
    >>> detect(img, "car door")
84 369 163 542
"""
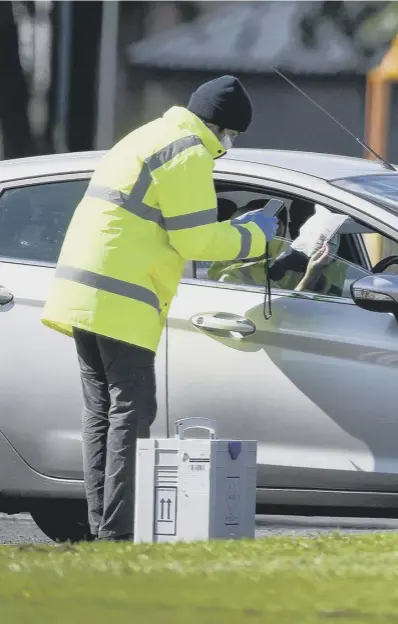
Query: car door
166 177 398 499
0 173 167 481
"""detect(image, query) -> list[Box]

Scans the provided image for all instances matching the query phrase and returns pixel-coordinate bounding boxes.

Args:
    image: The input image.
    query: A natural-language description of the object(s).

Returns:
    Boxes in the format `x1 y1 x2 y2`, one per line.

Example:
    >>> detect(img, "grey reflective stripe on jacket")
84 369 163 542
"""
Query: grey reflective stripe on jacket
55 266 161 312
84 135 217 231
232 225 252 260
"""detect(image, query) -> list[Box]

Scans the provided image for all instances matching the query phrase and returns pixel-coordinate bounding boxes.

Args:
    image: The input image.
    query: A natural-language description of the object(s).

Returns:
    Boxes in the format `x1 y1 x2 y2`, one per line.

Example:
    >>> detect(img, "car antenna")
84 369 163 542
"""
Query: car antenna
272 66 396 172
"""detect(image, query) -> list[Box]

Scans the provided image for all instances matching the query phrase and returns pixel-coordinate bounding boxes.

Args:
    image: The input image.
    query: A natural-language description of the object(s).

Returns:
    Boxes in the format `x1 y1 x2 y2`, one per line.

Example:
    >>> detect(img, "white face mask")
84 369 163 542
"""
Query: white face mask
220 134 234 150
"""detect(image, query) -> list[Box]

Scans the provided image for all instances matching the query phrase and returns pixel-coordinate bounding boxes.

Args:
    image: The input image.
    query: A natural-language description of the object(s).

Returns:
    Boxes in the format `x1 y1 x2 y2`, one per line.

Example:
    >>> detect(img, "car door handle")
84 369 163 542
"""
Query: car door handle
191 313 256 336
0 286 13 306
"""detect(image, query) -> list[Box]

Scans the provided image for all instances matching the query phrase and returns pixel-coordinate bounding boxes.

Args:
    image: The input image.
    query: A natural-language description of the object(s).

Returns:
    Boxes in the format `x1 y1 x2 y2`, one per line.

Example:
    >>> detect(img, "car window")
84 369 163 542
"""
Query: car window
196 184 368 274
0 179 89 264
206 237 371 298
194 184 398 297
195 187 281 280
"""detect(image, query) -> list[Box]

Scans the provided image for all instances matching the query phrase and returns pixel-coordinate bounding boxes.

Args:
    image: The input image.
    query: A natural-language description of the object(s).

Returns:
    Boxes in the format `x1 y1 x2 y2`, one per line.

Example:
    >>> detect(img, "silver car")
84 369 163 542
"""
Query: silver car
2 148 398 542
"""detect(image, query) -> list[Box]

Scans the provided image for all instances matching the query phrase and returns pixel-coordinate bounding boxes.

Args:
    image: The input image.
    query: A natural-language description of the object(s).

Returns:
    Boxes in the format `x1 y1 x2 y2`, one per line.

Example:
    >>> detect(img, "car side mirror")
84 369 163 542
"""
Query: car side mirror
350 274 398 319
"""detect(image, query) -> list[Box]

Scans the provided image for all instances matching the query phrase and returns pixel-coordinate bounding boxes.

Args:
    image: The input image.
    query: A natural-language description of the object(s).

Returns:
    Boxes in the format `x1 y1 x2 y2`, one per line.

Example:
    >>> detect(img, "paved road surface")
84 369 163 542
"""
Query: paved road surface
1 513 398 544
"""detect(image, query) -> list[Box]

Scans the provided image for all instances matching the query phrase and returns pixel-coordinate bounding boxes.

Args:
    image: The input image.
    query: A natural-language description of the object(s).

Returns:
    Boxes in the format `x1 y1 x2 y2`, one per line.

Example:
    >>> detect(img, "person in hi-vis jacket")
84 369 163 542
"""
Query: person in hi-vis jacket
41 76 278 541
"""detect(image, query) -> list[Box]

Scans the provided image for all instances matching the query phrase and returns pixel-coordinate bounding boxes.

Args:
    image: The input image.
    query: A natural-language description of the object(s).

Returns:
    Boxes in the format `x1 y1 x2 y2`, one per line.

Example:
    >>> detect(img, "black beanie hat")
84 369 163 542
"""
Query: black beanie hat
187 75 253 133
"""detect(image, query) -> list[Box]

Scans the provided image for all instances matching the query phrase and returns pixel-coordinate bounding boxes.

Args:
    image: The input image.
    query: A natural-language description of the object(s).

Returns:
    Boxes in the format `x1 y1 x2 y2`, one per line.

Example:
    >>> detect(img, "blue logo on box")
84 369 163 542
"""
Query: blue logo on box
228 441 241 460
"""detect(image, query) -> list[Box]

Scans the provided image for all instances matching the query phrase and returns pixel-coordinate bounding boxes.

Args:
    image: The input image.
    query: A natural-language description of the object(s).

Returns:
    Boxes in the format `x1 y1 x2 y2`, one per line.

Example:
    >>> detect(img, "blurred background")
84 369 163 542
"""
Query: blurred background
2 0 398 161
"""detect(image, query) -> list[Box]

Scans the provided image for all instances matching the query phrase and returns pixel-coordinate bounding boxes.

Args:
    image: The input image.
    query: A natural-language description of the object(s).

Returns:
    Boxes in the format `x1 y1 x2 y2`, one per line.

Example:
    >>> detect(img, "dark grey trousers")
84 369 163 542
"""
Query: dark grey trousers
73 328 156 539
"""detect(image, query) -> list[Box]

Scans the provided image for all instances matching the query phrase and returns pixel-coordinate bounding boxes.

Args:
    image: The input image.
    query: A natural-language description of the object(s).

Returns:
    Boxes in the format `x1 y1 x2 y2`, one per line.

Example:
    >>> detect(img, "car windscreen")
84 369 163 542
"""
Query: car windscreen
330 174 398 212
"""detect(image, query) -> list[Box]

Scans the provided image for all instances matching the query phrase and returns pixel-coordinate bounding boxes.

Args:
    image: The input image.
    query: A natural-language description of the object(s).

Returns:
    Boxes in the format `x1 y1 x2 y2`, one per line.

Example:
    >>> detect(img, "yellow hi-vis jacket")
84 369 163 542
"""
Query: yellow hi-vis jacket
41 107 267 352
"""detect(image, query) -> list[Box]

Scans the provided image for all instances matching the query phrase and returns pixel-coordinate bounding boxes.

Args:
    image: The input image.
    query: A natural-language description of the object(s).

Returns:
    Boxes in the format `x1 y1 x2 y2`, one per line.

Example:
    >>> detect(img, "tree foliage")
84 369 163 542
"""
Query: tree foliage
300 1 394 55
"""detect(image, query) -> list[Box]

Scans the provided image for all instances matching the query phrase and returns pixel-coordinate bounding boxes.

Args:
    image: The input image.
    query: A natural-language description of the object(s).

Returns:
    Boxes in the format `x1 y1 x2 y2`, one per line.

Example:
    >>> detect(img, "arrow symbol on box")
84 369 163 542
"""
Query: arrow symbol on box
166 499 172 520
160 498 165 520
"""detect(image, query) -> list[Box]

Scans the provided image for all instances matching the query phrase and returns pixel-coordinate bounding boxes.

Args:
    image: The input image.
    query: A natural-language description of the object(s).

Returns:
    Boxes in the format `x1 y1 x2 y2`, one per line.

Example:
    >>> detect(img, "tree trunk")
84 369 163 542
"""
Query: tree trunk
0 2 35 158
41 1 58 155
67 1 103 152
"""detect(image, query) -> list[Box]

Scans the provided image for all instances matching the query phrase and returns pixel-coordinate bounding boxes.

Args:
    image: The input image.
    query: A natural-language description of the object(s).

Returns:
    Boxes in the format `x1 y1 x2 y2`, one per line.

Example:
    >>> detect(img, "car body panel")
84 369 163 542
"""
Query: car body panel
167 281 398 488
0 262 168 480
0 429 85 499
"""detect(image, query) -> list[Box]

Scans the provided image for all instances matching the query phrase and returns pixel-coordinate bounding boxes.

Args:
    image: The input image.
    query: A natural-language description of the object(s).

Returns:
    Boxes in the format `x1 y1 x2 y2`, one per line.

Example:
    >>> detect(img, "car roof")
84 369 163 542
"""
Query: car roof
225 148 396 180
0 151 106 183
0 147 394 184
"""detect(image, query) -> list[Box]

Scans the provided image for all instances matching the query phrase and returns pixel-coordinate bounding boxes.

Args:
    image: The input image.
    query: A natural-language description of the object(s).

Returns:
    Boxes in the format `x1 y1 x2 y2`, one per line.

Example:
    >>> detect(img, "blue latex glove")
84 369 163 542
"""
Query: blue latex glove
232 211 278 242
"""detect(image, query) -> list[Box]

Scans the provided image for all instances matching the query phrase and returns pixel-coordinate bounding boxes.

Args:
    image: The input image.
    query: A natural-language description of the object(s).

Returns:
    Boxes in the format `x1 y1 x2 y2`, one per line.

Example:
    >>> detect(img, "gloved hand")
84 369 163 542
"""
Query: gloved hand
232 211 278 242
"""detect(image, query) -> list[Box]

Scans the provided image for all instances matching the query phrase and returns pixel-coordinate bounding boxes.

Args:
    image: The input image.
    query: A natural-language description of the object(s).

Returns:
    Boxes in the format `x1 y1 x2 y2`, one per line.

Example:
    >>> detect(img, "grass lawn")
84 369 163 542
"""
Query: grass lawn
1 533 398 623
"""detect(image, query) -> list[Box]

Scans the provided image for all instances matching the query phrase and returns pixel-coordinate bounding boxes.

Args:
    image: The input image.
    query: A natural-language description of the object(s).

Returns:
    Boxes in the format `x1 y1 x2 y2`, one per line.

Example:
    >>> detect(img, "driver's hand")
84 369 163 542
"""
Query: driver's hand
306 243 331 276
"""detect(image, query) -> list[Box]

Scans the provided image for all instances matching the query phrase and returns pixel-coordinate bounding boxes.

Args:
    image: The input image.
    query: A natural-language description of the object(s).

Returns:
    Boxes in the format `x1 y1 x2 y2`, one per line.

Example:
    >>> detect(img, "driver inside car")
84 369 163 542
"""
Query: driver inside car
209 198 347 295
